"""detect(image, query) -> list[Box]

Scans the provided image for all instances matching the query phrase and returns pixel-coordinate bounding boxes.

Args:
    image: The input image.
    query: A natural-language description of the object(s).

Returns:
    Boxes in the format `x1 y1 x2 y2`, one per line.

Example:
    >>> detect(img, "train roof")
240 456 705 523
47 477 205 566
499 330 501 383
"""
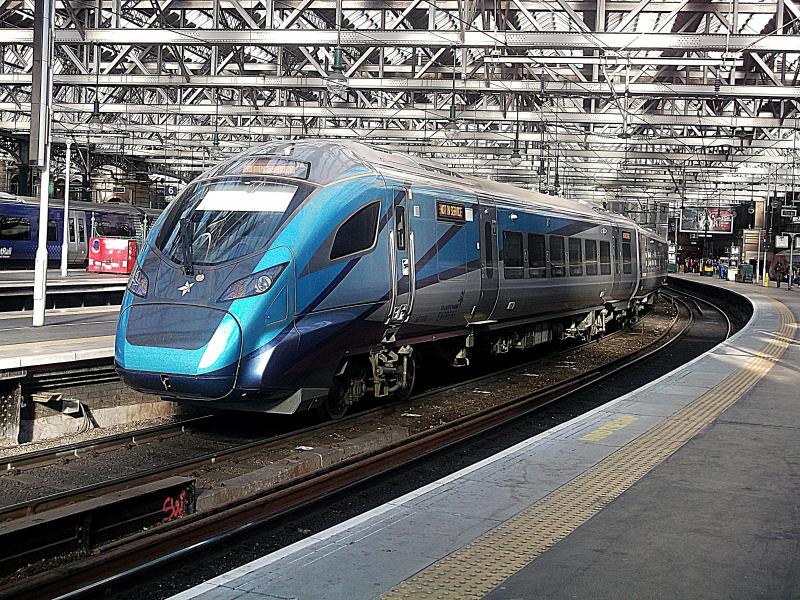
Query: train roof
0 193 160 217
202 139 641 229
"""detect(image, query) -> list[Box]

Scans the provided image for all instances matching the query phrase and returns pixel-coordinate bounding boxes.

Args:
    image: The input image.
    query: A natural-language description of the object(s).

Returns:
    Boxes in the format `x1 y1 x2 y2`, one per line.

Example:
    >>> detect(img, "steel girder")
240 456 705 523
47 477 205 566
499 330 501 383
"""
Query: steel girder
1 0 799 221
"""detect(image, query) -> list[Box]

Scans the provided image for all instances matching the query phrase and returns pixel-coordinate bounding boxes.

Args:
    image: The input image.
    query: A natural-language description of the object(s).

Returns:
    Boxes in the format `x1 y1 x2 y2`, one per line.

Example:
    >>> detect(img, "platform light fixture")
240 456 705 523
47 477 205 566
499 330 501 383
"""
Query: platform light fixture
326 0 348 95
326 47 348 95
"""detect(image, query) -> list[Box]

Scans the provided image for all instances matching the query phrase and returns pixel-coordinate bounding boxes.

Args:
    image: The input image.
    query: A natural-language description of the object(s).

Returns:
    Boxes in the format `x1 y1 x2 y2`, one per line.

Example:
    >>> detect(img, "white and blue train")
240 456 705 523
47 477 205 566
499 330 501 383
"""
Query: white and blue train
0 193 158 267
115 140 667 418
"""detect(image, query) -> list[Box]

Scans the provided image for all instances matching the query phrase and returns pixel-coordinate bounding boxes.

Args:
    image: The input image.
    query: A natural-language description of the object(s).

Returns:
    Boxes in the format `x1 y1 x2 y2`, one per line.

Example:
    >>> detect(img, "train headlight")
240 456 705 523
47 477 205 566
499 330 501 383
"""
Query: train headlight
127 264 149 298
219 262 288 301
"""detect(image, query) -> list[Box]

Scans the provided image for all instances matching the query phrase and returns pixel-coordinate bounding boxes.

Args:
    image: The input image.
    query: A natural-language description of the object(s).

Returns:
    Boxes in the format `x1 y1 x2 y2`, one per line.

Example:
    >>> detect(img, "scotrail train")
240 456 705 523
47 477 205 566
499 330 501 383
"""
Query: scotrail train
0 193 158 268
115 140 667 418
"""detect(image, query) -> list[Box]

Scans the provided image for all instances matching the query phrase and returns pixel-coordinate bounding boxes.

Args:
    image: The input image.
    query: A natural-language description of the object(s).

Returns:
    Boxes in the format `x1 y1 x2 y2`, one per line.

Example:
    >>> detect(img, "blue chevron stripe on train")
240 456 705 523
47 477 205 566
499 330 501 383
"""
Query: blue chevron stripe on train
115 140 667 418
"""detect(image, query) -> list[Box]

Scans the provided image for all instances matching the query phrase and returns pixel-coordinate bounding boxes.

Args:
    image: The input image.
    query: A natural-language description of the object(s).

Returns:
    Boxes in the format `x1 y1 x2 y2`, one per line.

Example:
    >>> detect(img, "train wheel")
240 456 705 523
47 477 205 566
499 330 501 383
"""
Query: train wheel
321 362 367 420
394 352 417 403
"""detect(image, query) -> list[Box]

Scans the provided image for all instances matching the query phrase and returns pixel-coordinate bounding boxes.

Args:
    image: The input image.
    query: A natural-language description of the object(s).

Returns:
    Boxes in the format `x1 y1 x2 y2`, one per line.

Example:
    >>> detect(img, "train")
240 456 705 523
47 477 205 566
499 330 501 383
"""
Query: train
115 140 667 418
0 193 159 268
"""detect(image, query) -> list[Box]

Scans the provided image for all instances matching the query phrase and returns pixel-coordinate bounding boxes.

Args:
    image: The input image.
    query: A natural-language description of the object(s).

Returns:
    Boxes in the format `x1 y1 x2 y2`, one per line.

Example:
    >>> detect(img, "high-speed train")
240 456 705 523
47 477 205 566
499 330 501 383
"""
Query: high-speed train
0 193 159 267
115 140 667 418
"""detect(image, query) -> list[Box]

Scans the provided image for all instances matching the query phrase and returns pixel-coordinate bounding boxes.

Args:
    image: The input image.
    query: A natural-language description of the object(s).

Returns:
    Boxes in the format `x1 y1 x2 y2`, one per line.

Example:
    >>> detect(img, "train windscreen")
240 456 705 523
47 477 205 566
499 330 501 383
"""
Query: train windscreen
155 177 310 266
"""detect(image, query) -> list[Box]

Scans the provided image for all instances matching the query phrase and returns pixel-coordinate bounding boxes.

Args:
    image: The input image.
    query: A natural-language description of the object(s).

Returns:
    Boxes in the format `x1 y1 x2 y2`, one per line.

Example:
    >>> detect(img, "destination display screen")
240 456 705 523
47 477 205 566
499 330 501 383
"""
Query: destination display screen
437 201 465 223
622 231 631 240
238 157 310 179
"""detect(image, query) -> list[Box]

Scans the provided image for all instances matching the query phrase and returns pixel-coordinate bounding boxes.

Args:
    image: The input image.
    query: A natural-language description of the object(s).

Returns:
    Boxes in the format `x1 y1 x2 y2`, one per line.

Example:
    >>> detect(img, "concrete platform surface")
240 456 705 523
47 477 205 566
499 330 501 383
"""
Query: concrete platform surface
169 275 799 600
0 268 128 287
0 306 118 370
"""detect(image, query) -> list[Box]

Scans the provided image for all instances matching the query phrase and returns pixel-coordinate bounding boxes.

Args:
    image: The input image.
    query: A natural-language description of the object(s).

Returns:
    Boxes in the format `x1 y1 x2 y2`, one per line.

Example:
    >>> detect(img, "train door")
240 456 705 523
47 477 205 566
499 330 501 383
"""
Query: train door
71 211 88 264
386 187 415 324
66 210 80 264
473 201 499 321
610 225 621 298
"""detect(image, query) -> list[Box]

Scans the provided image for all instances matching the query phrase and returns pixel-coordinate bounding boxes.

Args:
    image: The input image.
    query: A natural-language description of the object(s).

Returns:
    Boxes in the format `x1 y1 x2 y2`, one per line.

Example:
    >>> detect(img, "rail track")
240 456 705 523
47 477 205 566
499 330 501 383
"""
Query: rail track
0 301 662 519
0 287 737 600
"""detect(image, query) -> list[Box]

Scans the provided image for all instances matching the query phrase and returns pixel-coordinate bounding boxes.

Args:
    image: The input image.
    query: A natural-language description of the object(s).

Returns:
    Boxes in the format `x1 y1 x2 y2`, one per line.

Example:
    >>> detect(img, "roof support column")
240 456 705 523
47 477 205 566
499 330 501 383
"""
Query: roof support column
31 0 55 327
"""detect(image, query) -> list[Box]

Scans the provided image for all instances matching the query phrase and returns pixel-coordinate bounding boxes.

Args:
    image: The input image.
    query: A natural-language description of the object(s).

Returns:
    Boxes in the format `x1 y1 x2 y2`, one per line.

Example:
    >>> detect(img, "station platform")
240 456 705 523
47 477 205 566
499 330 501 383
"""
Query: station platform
0 306 117 370
172 275 799 600
0 269 128 297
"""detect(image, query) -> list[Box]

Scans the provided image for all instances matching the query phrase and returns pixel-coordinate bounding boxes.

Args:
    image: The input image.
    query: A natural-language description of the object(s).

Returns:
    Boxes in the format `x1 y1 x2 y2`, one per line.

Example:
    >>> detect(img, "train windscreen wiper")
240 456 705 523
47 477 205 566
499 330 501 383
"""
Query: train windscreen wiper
179 217 195 276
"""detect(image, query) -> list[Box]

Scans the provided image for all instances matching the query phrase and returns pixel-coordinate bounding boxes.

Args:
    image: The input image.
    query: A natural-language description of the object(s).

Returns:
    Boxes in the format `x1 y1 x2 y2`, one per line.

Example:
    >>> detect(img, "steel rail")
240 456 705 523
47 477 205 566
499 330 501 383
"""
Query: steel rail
0 306 649 519
1 415 215 473
0 293 713 600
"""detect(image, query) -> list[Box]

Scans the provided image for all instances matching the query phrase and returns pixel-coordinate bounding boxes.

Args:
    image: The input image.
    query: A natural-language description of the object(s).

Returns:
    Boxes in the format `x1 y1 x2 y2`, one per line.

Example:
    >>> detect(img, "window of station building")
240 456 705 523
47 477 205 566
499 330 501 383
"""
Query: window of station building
503 231 524 279
527 233 546 278
568 237 583 276
622 240 632 274
599 240 612 275
585 239 598 275
484 222 494 279
47 220 58 242
0 217 31 241
549 235 565 277
330 201 380 260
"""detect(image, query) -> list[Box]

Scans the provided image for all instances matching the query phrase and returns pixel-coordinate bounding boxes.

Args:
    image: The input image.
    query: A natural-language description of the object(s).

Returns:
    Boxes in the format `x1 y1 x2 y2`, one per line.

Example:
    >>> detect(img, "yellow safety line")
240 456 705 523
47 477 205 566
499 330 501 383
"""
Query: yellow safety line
382 299 795 600
0 335 116 352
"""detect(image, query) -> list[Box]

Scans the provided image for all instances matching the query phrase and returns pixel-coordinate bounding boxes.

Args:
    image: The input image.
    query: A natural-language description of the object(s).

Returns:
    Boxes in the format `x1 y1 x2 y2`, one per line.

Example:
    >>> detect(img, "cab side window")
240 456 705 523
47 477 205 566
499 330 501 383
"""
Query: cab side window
330 201 380 261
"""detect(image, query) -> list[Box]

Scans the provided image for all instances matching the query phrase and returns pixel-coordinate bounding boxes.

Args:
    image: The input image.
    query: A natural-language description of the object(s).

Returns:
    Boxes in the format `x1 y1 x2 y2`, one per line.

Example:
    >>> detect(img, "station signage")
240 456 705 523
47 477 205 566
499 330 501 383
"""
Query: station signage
781 208 797 218
775 235 790 249
164 184 178 197
436 201 466 223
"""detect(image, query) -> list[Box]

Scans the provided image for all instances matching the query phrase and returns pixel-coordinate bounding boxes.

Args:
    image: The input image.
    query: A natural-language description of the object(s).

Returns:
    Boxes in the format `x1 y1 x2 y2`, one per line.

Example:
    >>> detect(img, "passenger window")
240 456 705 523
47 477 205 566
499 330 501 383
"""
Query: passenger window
47 220 58 242
600 241 611 275
622 241 632 274
549 236 565 277
69 219 76 243
568 237 583 276
484 221 494 279
0 217 31 241
78 219 86 243
330 201 380 260
503 231 524 279
585 239 598 276
527 233 546 278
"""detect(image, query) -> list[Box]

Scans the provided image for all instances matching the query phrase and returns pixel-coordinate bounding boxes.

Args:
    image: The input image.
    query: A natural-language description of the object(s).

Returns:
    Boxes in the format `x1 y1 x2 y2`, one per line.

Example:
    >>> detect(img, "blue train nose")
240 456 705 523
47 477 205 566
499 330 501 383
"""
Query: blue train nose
116 303 243 399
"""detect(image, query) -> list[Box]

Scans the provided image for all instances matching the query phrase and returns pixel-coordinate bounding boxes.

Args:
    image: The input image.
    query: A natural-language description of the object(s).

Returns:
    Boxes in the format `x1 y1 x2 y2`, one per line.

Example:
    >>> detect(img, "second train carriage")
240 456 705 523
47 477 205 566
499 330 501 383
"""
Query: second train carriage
115 140 667 417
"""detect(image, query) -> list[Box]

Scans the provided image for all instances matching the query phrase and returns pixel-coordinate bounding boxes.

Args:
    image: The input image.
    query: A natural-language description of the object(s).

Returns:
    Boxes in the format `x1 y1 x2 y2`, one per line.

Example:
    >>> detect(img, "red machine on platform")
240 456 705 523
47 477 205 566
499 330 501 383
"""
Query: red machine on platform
87 237 138 274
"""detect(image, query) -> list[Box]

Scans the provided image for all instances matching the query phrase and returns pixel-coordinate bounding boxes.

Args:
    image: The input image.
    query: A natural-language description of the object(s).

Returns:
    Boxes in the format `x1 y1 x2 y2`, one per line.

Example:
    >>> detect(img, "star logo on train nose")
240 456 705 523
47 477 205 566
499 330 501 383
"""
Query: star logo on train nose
178 281 195 296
